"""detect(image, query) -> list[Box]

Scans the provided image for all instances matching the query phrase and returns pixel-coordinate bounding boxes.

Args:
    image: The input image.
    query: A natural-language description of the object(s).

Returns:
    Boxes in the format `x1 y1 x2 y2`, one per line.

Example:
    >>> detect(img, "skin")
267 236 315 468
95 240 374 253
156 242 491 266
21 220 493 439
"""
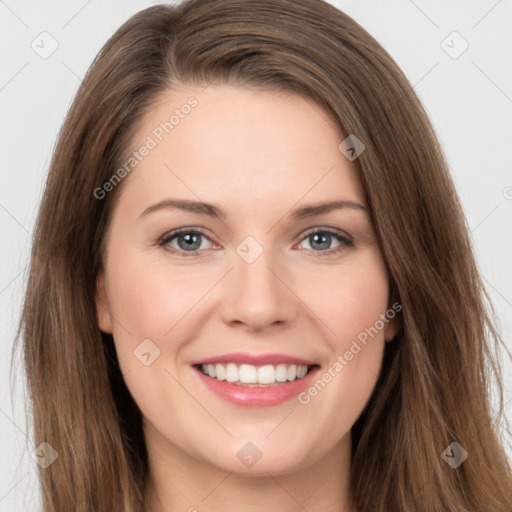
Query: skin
96 85 398 512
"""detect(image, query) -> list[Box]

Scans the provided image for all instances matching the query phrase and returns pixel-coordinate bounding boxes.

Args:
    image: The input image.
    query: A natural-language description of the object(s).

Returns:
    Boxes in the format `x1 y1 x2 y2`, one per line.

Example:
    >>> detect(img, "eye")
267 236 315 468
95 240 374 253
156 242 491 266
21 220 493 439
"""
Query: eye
158 227 353 257
158 228 215 255
296 228 353 255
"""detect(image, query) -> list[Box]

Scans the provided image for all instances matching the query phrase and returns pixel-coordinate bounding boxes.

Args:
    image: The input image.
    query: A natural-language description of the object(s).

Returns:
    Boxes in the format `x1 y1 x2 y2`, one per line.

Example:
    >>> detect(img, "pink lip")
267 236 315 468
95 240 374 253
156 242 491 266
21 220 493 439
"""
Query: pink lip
193 365 321 408
190 352 317 366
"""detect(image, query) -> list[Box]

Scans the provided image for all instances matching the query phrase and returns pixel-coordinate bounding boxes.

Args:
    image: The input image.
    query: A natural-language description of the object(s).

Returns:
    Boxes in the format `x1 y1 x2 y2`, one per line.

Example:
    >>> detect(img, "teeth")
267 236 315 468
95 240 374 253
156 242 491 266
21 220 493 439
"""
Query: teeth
297 365 308 378
215 364 226 381
226 363 238 383
199 362 311 385
275 364 288 382
259 365 277 384
239 364 258 383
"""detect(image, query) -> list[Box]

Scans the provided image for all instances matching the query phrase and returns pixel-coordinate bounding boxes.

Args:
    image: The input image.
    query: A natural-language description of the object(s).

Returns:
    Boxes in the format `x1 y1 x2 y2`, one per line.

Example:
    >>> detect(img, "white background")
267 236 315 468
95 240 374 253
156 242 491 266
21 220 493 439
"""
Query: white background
1 0 511 510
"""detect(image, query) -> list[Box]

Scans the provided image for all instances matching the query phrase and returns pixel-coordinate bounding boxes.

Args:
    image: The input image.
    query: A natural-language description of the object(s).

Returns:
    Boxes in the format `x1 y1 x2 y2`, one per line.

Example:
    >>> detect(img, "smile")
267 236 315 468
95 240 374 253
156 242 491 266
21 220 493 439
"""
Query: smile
190 352 320 406
197 362 312 386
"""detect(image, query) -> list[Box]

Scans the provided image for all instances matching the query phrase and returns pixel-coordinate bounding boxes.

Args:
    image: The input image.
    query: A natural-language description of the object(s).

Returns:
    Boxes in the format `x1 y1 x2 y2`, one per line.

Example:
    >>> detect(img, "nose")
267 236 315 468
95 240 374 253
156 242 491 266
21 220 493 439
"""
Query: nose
220 245 299 333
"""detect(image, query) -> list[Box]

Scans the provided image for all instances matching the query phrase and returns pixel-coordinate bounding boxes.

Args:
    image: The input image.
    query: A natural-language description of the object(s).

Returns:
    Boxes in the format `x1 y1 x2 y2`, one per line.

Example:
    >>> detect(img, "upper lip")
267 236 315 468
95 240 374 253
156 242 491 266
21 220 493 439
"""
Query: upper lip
191 352 318 367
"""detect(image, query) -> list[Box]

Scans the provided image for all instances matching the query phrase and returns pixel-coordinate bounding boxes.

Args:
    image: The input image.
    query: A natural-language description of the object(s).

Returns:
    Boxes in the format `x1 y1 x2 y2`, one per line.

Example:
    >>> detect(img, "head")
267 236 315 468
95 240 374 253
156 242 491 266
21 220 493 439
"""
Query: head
18 1 512 511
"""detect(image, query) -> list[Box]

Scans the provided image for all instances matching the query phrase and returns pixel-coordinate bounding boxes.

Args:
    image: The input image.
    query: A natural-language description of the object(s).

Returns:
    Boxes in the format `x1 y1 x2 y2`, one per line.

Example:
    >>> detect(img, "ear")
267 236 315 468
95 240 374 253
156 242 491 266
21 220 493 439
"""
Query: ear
384 301 402 342
96 270 113 333
384 315 399 342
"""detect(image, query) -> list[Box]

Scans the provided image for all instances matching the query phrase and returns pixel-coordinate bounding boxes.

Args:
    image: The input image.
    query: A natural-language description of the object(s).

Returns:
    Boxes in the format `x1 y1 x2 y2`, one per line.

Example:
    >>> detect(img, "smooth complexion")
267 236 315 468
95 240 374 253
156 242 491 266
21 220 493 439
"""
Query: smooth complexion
96 85 398 512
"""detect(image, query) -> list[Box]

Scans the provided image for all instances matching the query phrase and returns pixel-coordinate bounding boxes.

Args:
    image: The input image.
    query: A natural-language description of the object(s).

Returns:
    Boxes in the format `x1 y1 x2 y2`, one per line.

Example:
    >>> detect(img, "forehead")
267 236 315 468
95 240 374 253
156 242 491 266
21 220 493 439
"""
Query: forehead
116 85 365 218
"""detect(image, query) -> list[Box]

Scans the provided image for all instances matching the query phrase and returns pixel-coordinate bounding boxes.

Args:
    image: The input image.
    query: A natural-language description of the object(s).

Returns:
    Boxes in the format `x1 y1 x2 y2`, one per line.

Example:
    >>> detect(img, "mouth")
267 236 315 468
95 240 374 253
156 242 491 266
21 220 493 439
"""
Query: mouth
191 359 321 407
193 362 319 387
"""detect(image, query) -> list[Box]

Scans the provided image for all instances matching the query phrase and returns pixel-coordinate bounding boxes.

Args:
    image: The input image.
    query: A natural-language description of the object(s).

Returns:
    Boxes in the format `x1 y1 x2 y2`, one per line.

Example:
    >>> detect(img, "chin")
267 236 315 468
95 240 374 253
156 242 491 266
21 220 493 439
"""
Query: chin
200 438 314 477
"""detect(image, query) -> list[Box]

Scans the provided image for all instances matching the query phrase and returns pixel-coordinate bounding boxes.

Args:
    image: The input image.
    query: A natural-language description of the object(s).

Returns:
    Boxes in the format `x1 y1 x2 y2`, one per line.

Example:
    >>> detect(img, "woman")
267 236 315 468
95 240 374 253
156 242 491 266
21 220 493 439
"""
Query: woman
17 0 512 510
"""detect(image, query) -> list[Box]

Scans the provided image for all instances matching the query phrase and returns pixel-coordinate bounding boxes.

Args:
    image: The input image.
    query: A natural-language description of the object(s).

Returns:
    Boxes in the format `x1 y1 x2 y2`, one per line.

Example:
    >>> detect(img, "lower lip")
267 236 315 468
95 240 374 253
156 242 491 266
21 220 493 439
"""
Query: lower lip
193 366 320 407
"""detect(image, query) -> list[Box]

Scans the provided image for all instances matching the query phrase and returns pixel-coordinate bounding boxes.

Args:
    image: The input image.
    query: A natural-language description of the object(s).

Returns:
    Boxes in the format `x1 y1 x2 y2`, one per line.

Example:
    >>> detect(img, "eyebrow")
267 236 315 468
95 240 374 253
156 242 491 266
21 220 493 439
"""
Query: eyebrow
139 198 367 221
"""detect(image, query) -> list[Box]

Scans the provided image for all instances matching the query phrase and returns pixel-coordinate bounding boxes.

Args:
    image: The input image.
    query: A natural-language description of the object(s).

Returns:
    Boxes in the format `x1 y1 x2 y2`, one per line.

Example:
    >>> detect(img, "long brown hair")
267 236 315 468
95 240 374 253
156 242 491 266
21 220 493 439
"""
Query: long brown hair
15 0 512 510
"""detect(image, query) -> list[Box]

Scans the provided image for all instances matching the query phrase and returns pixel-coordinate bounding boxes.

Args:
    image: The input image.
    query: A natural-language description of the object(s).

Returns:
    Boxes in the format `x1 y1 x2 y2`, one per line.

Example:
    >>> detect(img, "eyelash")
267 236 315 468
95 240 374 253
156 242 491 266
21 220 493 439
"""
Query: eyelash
158 227 354 257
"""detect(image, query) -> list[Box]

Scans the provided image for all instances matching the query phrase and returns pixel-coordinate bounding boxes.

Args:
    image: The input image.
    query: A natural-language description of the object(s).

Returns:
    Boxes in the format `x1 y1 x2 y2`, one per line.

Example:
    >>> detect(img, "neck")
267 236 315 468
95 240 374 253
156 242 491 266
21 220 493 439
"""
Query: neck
143 425 355 512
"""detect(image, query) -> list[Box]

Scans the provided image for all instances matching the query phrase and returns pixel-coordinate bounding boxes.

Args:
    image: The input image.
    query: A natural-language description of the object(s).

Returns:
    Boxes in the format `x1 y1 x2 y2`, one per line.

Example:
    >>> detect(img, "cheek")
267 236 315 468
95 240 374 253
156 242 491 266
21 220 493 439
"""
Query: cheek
102 246 201 363
102 250 210 417
106 210 218 323
303 250 390 349
293 250 389 409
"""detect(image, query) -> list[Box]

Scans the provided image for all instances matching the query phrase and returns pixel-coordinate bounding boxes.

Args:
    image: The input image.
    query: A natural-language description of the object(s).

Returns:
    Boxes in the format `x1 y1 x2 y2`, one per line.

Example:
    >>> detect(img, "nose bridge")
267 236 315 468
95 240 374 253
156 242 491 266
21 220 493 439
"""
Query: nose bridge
220 235 298 330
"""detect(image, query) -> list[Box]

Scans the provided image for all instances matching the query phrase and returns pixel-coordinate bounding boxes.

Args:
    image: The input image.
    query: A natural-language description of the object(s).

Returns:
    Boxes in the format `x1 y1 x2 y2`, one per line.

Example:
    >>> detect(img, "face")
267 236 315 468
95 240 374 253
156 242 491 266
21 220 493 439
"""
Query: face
96 84 398 478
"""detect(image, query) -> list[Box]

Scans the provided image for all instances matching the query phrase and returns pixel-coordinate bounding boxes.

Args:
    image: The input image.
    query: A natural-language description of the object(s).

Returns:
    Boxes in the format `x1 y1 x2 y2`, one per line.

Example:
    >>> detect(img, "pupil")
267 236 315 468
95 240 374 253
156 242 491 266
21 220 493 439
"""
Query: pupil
179 233 201 251
311 233 330 250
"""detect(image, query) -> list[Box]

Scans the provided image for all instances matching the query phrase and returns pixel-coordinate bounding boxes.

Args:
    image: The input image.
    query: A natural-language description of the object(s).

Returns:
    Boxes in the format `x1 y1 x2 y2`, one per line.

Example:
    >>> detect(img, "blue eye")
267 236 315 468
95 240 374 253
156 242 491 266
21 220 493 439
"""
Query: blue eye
297 229 353 255
159 228 212 253
158 227 353 257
